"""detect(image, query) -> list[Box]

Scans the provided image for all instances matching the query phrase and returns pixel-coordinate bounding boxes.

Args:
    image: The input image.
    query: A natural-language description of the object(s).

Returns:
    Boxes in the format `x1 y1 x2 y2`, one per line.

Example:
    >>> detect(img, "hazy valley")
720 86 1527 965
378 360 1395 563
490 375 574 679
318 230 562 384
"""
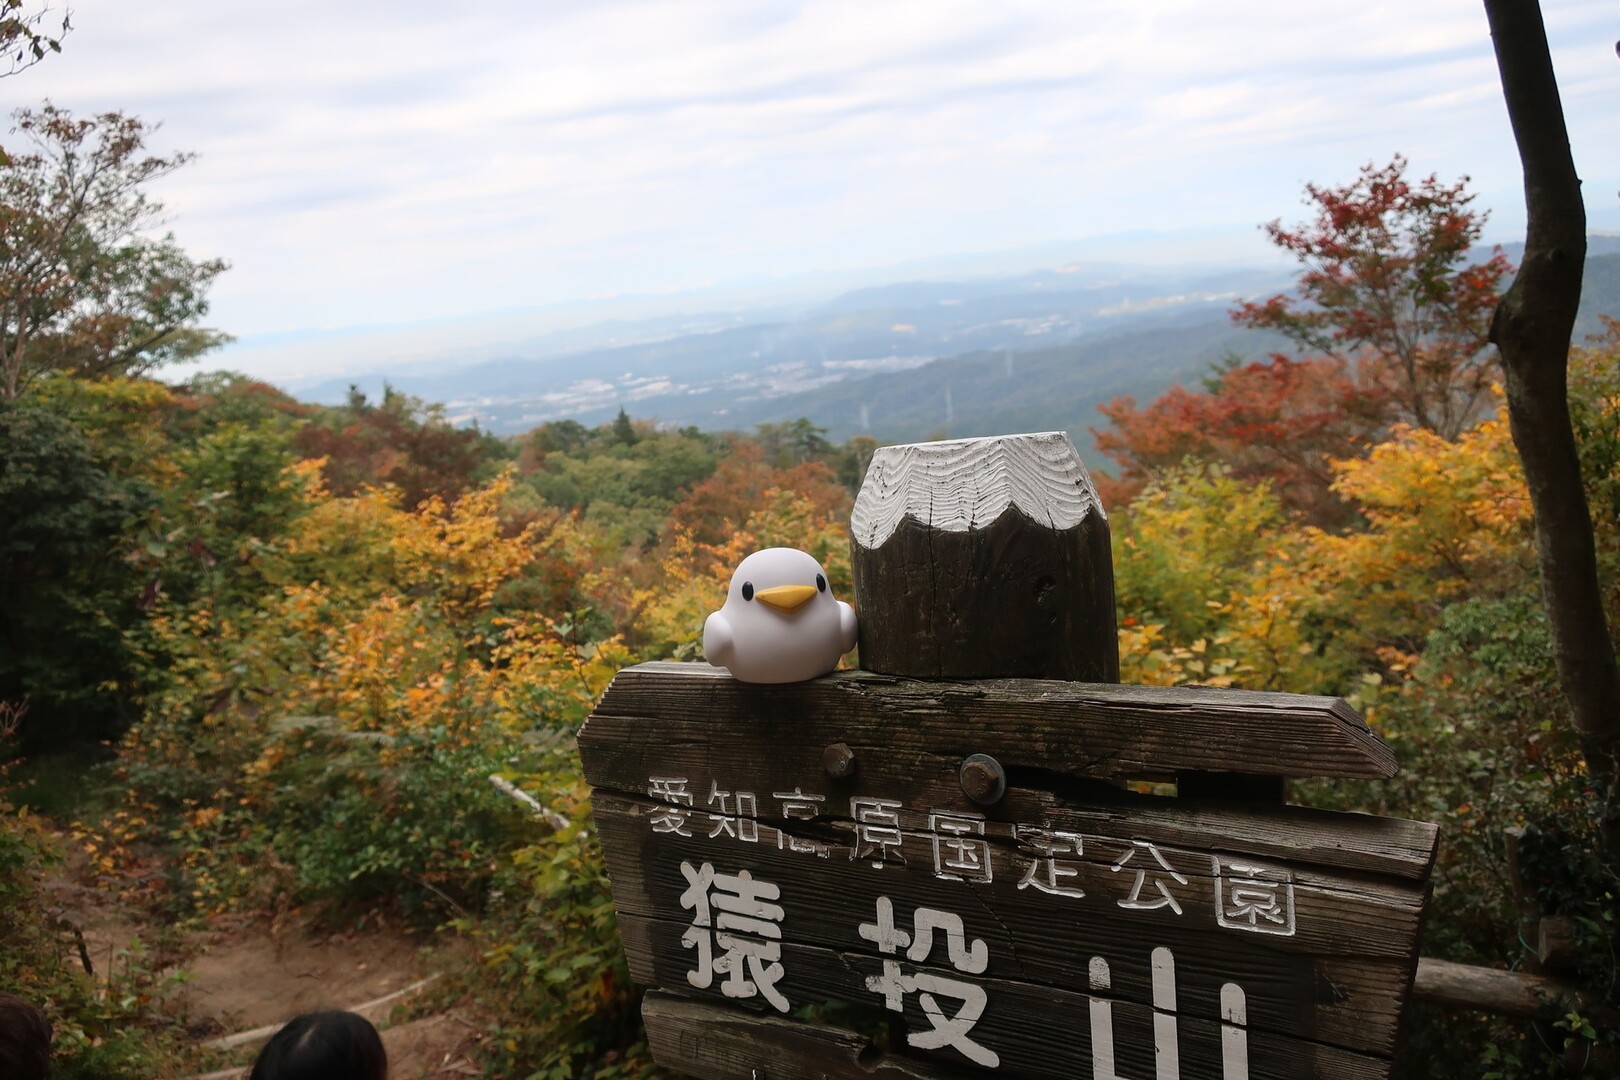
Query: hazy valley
283 239 1620 448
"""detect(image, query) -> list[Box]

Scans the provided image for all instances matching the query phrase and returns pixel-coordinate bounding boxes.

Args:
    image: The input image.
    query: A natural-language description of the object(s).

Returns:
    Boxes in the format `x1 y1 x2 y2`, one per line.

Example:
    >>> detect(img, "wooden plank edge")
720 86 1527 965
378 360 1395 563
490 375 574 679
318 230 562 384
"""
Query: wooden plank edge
644 991 955 1080
638 954 1398 1079
579 780 1442 885
591 788 1435 916
1326 697 1398 777
589 663 1398 780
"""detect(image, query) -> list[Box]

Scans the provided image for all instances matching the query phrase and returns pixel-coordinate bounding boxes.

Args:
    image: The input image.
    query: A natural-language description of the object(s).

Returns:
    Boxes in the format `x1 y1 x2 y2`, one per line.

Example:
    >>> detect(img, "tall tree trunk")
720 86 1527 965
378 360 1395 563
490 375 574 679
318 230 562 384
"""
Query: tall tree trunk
1484 0 1620 865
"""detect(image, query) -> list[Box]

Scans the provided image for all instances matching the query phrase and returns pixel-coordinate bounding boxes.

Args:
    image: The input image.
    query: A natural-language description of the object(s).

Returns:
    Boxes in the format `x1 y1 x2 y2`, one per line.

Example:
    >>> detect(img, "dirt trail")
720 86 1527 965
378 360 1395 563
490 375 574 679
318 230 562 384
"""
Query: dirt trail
45 868 487 1077
179 918 428 1031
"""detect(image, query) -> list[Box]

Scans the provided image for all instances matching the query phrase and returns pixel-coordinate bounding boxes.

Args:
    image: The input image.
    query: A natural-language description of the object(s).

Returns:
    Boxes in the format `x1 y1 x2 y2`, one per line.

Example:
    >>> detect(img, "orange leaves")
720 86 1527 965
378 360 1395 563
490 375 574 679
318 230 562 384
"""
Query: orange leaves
1312 405 1533 647
1095 354 1387 526
1099 161 1523 701
289 388 490 510
666 440 850 548
187 805 222 829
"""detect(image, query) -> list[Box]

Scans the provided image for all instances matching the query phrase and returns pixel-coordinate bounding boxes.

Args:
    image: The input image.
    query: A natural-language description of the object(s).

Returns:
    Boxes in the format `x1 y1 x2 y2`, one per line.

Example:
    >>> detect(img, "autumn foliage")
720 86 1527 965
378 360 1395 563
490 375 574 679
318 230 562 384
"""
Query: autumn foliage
1098 157 1514 527
1 153 1615 1078
1094 157 1617 1075
1095 354 1387 523
1233 156 1512 439
291 385 496 510
1 367 870 1076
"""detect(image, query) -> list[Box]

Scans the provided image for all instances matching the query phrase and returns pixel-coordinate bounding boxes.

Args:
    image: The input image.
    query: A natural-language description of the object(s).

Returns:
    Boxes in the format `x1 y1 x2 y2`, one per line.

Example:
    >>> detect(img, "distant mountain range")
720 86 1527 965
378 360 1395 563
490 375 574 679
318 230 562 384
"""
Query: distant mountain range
298 241 1620 450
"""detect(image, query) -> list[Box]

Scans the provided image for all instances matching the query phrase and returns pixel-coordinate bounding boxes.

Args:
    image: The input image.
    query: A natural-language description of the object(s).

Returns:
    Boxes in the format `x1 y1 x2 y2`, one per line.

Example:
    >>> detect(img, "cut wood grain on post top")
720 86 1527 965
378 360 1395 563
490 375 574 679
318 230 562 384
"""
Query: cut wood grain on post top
849 432 1105 544
850 432 1118 681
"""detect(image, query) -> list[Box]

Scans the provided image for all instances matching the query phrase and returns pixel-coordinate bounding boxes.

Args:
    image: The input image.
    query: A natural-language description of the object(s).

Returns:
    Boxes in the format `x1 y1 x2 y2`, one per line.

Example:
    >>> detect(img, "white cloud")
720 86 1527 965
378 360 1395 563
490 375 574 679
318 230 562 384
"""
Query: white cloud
10 0 1617 376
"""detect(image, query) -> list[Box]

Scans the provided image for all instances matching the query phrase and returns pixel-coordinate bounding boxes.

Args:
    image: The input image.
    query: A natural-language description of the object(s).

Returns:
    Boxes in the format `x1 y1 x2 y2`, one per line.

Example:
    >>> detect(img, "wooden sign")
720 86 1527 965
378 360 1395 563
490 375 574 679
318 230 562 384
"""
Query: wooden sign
580 665 1437 1080
577 433 1438 1079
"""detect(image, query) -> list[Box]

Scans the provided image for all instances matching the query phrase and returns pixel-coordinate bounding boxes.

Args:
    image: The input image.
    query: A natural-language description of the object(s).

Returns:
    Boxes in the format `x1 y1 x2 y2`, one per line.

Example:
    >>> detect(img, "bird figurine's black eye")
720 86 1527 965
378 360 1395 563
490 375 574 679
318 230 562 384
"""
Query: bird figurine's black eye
816 574 827 593
741 581 754 601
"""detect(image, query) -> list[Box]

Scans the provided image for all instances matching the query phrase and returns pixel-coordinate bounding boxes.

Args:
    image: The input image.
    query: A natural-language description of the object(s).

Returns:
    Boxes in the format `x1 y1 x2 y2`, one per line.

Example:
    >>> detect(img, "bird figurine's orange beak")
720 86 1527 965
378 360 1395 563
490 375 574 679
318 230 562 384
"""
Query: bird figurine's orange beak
754 584 816 612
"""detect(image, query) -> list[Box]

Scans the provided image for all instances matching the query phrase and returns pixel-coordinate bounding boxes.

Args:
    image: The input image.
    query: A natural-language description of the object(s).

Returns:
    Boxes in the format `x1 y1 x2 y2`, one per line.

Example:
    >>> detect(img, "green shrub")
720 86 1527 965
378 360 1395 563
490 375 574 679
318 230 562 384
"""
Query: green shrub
1307 594 1616 1078
0 746 195 1077
456 745 667 1080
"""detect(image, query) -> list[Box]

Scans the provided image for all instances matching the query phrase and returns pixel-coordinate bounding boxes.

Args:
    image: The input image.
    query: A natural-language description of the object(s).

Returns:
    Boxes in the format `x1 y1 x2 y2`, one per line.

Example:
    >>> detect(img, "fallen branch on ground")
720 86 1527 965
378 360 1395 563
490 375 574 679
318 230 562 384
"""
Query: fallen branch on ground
176 972 445 1080
488 773 570 830
198 973 441 1053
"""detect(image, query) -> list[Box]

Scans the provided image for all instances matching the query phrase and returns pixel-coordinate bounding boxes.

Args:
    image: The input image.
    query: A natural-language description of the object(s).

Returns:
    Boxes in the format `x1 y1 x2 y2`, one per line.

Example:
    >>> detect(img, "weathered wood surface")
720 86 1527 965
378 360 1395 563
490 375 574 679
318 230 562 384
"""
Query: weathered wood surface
579 662 1434 1078
583 428 1437 1078
593 790 1433 1067
850 432 1118 682
585 662 1397 784
1412 957 1584 1019
643 986 1383 1080
1536 915 1580 972
644 992 957 1080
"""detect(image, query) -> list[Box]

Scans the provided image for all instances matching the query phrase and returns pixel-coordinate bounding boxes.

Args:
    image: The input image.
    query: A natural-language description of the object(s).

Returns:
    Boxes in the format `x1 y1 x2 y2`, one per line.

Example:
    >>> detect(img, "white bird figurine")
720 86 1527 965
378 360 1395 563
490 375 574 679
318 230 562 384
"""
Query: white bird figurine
703 548 858 683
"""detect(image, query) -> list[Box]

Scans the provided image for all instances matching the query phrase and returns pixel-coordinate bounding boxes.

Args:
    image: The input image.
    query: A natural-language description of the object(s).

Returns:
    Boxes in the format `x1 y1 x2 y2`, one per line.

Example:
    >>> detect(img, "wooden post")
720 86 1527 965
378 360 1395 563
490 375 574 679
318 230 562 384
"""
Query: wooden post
577 431 1438 1080
849 432 1278 803
849 432 1118 682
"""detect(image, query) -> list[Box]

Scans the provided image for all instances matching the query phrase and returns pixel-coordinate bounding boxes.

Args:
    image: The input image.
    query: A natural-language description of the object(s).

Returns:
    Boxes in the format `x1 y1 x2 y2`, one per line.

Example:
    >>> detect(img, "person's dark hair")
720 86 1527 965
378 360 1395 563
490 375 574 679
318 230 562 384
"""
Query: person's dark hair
249 1009 387 1080
0 991 52 1080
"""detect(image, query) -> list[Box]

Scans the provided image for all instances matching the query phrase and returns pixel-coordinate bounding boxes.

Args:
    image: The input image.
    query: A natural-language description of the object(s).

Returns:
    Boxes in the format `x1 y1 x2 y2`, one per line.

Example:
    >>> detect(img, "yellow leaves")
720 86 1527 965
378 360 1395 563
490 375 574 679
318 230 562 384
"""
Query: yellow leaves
264 466 539 629
1112 407 1536 700
629 527 733 661
285 457 330 499
491 618 634 727
405 471 540 617
117 462 624 890
1118 622 1252 688
1114 463 1340 692
625 485 853 664
1328 412 1530 545
31 374 183 486
1114 463 1289 643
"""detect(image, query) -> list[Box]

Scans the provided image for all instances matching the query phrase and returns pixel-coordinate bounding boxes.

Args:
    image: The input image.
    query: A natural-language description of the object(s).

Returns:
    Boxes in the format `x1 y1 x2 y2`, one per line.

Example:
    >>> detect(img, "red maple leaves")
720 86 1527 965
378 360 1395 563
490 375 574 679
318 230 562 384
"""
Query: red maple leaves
1096 156 1511 525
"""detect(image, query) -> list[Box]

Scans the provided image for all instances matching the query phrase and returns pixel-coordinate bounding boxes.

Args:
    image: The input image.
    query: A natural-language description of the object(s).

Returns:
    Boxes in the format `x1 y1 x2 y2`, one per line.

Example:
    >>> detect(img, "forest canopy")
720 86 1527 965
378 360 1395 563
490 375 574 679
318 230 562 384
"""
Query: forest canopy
0 125 1615 1079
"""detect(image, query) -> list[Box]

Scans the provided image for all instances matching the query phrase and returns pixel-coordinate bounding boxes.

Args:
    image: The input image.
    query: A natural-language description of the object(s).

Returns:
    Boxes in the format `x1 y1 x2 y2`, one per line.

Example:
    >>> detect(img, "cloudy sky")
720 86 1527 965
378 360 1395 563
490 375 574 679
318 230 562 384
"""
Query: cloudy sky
9 1 1619 378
